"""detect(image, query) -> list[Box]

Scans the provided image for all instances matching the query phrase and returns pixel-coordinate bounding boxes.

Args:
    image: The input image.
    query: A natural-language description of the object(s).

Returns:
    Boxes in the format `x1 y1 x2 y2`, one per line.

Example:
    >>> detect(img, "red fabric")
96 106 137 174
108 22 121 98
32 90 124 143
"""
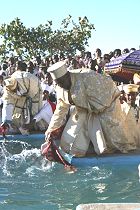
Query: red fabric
0 125 8 135
48 100 56 113
49 125 65 140
41 125 72 166
42 139 71 166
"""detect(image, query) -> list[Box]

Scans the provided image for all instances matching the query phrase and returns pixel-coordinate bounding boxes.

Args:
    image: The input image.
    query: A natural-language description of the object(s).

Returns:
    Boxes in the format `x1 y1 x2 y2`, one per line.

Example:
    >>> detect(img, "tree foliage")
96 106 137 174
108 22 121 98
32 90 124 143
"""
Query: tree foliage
0 16 95 60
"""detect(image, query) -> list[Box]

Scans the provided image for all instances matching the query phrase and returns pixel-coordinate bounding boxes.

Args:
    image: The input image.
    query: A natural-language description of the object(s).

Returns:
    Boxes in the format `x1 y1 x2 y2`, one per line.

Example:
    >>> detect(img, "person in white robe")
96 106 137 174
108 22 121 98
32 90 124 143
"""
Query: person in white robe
41 61 139 158
33 90 56 131
1 61 42 135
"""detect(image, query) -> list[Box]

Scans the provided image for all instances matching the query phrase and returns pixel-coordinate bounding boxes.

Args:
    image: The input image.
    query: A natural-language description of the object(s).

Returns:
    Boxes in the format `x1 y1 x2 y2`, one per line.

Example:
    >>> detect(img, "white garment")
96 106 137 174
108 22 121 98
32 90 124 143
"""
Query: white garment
135 94 140 107
2 103 14 123
0 98 3 106
34 100 53 124
41 82 55 94
0 85 4 96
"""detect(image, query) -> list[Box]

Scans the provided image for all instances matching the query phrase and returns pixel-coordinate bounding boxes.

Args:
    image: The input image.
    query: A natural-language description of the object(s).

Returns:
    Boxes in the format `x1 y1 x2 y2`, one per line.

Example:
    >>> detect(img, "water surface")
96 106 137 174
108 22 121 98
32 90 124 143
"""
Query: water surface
0 139 140 210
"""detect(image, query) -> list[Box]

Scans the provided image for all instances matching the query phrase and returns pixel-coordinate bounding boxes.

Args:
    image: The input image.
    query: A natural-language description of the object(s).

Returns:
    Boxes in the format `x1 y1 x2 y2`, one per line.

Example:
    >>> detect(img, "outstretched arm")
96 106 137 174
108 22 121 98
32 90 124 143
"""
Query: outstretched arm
45 99 70 140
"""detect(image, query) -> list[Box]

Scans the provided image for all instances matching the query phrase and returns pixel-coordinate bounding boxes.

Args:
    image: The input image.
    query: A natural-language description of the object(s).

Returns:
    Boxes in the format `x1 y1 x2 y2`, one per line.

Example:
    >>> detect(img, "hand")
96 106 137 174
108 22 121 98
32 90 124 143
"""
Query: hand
41 142 49 155
45 130 51 141
0 122 9 133
41 141 54 161
1 122 9 128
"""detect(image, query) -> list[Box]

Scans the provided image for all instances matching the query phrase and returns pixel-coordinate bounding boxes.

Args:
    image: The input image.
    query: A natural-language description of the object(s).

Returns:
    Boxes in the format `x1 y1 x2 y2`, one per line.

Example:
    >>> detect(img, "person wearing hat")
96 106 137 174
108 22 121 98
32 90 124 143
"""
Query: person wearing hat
123 84 139 107
119 84 140 123
133 73 140 85
41 61 139 158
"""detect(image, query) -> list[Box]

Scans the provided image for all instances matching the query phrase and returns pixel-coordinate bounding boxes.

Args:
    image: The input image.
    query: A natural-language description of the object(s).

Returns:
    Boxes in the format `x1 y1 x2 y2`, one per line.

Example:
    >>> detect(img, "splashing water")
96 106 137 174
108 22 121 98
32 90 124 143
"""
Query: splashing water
0 140 54 177
0 139 140 210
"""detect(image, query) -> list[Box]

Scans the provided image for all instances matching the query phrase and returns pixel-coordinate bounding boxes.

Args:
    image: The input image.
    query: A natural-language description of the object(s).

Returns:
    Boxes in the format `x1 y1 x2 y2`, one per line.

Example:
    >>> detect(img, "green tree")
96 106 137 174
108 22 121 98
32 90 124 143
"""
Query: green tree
0 16 95 60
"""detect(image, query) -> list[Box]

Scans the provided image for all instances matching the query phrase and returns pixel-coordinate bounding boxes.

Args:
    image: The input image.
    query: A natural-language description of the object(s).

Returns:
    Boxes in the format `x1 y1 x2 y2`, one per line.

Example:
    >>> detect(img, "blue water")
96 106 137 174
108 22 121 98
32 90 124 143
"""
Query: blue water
0 139 140 210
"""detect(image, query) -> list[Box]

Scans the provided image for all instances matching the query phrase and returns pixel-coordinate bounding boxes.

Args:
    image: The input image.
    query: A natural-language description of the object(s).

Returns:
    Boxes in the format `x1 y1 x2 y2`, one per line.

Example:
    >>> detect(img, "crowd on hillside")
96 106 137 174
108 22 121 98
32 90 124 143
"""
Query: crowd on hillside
0 46 137 135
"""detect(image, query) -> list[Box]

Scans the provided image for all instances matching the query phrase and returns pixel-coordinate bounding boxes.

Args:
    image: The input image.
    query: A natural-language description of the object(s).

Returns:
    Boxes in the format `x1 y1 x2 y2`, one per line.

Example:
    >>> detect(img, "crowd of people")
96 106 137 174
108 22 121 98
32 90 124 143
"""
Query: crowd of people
0 47 140 163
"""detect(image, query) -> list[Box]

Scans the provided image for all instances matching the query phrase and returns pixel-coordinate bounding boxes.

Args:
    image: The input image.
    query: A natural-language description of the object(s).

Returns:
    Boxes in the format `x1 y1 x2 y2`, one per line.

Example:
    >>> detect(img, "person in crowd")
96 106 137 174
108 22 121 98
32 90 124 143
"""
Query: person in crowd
68 58 80 70
6 56 17 76
40 62 48 75
132 73 140 121
65 54 73 67
41 61 139 160
102 53 110 74
118 84 139 109
118 84 140 146
38 63 46 81
52 54 59 63
41 72 56 103
122 48 129 54
36 55 42 66
1 61 43 135
59 52 65 61
123 84 139 108
33 89 56 131
101 54 111 73
103 54 110 64
27 61 35 74
75 51 85 68
108 51 114 60
33 55 42 78
0 63 8 78
93 48 104 73
83 51 92 68
0 75 4 97
111 49 121 61
133 73 140 85
44 56 51 70
88 58 97 71
130 48 136 52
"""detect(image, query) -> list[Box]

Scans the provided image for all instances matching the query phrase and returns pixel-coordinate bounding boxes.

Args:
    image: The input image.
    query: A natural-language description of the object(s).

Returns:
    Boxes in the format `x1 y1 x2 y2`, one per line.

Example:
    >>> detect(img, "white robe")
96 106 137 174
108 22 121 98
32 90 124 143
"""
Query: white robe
47 69 138 157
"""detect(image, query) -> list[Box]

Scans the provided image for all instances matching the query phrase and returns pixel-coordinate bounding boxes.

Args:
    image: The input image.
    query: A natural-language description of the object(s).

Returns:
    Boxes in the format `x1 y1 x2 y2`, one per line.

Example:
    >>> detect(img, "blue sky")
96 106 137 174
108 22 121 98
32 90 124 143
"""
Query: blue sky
0 0 140 55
